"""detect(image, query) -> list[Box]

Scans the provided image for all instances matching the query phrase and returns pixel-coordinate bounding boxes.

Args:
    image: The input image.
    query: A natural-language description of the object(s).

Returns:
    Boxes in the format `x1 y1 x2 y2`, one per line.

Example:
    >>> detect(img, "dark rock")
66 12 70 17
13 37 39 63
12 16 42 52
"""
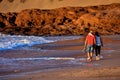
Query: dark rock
0 3 120 35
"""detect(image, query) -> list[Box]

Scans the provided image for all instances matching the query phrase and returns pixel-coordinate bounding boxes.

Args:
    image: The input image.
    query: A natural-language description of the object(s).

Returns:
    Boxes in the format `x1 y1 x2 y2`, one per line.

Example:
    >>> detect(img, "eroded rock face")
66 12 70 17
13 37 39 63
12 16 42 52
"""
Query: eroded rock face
0 3 120 36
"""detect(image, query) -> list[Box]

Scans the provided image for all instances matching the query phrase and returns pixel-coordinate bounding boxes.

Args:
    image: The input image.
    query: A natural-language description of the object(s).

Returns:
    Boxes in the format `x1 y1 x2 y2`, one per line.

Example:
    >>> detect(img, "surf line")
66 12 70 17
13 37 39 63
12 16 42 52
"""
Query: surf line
4 57 75 61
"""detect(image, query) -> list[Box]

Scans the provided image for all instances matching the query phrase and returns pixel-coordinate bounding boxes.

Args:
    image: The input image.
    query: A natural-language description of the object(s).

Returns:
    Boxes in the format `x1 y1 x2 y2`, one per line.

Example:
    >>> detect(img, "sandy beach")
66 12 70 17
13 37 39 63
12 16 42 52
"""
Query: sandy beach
0 0 120 80
0 35 120 80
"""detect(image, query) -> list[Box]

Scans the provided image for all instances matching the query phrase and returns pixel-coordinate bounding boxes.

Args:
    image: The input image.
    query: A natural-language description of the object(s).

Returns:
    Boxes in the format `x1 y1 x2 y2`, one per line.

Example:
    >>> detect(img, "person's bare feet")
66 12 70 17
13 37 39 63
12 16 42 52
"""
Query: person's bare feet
87 57 92 62
96 56 100 60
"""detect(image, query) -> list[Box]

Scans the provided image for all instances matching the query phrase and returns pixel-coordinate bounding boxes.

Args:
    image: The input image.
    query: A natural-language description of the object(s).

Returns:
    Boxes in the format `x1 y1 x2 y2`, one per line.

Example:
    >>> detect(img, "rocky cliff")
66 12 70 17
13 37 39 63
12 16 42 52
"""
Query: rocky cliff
0 3 120 36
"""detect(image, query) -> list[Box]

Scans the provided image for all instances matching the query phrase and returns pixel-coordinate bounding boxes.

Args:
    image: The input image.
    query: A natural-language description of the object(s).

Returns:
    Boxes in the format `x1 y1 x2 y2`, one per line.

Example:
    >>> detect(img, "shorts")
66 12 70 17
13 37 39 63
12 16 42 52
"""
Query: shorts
86 44 94 53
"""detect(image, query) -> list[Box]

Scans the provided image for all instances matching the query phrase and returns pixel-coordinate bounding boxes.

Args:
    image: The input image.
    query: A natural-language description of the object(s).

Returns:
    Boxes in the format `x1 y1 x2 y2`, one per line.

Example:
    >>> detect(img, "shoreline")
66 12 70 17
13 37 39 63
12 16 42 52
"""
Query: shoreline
0 35 120 80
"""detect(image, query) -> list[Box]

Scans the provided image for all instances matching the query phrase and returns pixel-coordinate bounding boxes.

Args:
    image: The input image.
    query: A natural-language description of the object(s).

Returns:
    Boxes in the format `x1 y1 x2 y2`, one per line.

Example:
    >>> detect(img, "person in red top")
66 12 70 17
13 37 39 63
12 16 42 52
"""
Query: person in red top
84 31 95 62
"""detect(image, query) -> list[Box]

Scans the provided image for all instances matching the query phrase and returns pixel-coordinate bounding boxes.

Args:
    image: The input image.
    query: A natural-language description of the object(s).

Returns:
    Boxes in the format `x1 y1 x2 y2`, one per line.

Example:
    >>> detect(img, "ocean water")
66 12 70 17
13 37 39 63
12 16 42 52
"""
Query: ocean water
0 34 87 78
0 34 82 50
0 34 53 50
1 34 119 78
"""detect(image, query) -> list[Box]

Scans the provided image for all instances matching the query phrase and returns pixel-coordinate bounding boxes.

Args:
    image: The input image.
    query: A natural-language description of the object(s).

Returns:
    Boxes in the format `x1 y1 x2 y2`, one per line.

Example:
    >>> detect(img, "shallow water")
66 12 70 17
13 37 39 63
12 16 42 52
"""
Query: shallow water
0 34 82 50
0 35 120 78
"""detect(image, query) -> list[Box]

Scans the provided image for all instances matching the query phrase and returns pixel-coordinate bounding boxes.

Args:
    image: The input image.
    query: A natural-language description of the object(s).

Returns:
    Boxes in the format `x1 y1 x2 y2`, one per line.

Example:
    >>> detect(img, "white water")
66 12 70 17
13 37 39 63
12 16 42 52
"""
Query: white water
0 34 108 78
0 34 82 50
0 34 54 50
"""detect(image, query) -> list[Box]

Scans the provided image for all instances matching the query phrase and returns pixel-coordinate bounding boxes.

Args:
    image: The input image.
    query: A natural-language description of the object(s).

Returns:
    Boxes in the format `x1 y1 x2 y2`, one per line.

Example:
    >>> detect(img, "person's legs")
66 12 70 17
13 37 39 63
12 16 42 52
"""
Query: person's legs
86 45 92 61
95 45 98 56
87 52 91 59
90 45 94 61
98 46 101 56
87 45 94 61
95 46 101 60
87 53 92 62
90 52 93 58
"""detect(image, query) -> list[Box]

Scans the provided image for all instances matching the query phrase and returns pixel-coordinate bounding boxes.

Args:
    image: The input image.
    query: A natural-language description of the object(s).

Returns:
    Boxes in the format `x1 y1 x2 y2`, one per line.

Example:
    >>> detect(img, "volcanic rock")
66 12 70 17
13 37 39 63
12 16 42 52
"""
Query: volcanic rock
0 3 120 35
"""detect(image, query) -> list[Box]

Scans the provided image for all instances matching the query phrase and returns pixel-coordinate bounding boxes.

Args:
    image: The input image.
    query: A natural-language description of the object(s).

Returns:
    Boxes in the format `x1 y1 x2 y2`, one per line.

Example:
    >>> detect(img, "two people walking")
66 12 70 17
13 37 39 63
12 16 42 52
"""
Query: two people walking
84 31 103 62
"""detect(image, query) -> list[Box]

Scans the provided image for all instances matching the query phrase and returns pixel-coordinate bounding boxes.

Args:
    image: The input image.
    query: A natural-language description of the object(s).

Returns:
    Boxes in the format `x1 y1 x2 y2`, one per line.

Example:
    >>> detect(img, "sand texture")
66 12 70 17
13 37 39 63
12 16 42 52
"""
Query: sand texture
0 35 120 80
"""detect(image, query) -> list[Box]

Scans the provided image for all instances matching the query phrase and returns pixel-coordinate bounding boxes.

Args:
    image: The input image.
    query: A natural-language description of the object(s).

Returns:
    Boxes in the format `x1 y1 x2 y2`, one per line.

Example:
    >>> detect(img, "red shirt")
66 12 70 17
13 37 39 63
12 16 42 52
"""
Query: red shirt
86 34 95 45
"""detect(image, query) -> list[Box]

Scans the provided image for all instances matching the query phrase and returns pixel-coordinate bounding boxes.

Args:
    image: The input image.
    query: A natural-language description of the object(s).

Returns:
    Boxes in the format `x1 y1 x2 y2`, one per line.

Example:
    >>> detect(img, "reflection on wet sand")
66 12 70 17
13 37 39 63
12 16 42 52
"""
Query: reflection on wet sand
0 35 120 79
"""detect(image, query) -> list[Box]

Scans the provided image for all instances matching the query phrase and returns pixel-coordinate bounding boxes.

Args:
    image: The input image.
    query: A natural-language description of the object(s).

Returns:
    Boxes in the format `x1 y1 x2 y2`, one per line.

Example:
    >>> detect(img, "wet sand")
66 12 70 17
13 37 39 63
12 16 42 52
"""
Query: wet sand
0 35 120 80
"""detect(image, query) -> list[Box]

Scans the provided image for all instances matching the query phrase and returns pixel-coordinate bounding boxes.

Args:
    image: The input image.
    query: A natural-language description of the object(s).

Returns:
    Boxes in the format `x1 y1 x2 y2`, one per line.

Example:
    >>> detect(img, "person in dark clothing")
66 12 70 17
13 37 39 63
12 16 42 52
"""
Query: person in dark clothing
95 31 103 60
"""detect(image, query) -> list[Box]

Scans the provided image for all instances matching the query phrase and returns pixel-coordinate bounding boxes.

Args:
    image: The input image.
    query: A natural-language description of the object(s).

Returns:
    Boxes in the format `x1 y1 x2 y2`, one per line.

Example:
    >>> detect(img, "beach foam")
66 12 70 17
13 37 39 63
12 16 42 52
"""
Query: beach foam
0 34 54 50
0 34 82 50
